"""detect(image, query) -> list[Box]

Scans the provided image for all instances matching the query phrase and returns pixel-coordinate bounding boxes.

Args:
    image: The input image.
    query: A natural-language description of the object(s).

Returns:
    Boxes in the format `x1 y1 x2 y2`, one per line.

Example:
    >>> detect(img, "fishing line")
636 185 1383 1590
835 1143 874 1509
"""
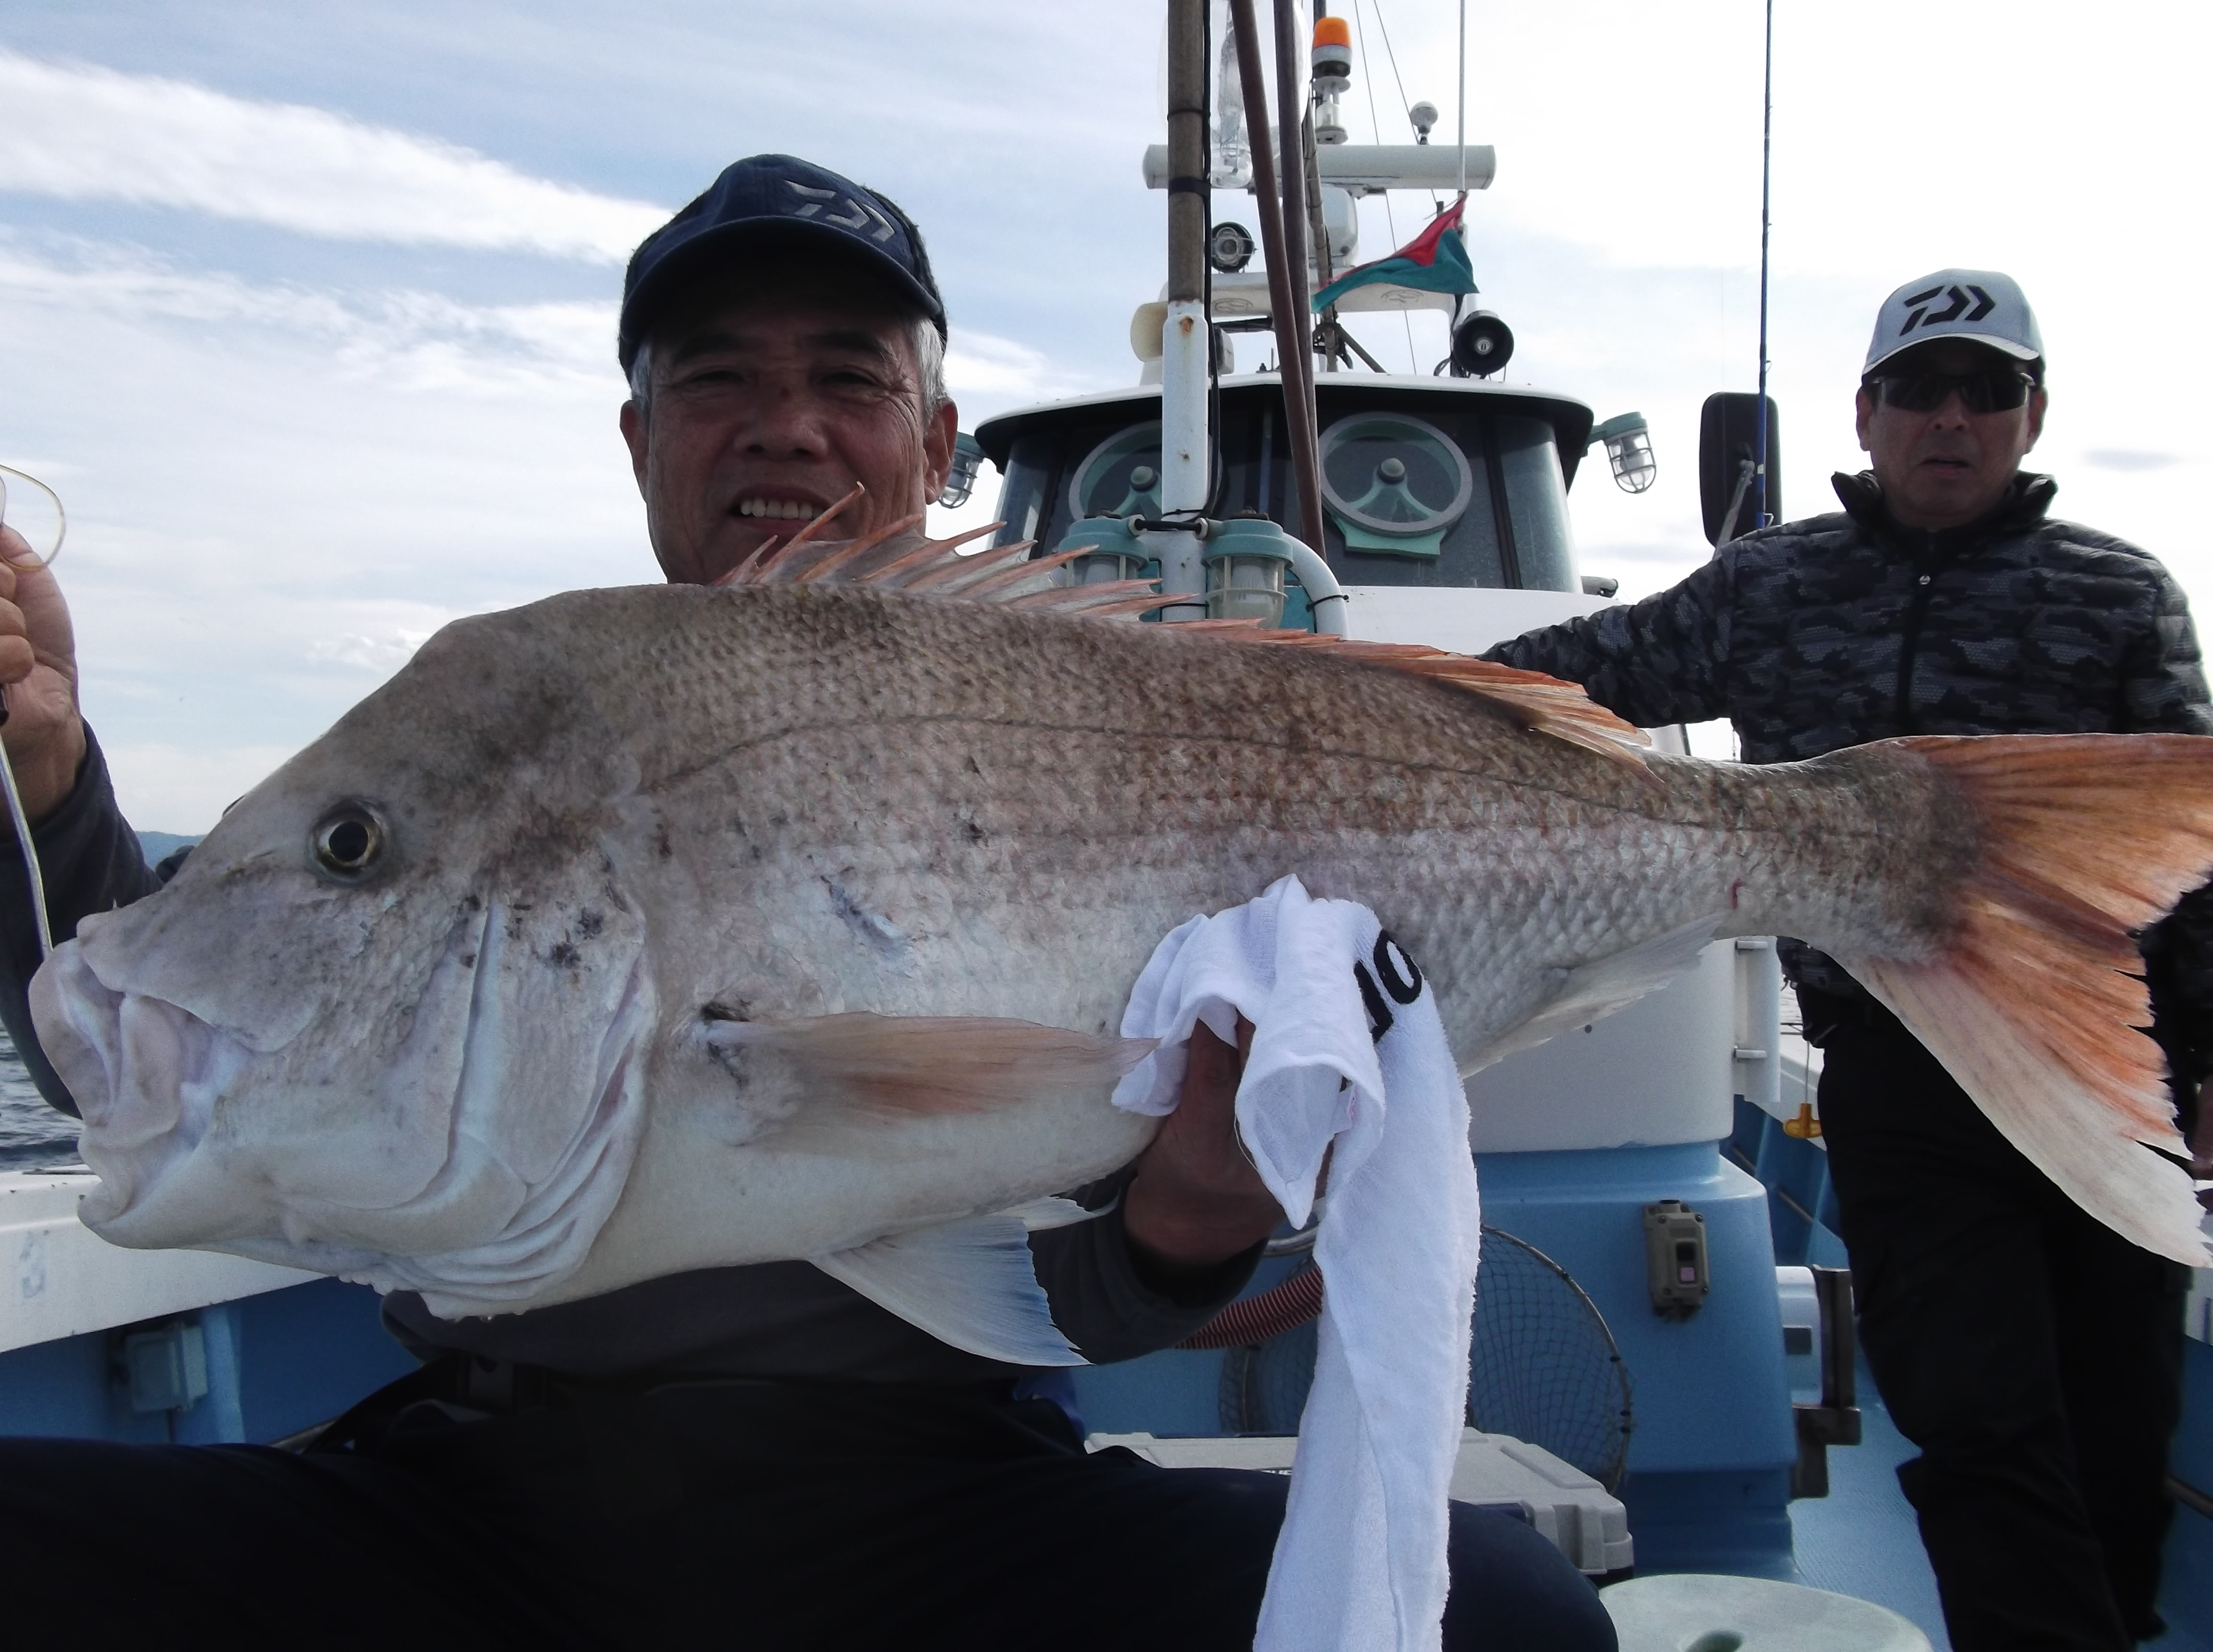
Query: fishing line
0 464 64 960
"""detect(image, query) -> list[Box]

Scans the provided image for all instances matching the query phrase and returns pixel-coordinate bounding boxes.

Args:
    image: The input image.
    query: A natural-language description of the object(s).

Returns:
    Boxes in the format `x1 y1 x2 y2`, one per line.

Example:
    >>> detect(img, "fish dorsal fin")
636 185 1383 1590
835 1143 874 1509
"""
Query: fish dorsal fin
713 494 1166 620
1185 623 1654 770
715 497 1649 768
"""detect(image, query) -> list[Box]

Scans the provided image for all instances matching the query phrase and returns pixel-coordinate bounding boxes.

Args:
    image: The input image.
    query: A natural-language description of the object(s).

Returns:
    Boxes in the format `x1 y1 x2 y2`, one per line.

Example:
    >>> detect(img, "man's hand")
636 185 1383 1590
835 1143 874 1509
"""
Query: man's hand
0 525 85 828
1122 1016 1287 1273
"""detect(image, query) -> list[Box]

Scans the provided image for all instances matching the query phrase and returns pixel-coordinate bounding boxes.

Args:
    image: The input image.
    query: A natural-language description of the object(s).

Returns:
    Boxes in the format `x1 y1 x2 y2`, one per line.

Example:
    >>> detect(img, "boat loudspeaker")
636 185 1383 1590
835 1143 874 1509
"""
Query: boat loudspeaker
1448 310 1514 378
1208 221 1255 274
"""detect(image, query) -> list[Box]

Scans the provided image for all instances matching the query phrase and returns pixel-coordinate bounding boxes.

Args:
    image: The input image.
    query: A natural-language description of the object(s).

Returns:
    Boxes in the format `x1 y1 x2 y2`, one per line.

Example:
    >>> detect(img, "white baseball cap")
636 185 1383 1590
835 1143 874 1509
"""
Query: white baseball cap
1863 269 2043 378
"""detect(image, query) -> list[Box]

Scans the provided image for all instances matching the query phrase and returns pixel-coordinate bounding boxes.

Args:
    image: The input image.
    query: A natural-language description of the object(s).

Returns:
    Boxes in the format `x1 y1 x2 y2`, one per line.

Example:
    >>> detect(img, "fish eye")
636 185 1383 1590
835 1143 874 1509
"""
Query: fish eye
310 804 386 883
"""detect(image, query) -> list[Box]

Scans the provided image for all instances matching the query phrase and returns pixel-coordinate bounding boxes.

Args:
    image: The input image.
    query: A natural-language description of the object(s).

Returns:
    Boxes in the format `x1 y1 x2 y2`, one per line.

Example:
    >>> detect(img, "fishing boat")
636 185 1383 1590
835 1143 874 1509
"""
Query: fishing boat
2 5 2208 1647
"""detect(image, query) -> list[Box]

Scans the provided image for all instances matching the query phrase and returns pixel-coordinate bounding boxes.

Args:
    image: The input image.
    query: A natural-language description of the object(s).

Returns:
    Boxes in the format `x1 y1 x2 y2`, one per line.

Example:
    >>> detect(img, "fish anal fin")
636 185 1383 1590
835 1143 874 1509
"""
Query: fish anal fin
815 1211 1088 1366
699 1011 1155 1118
1465 915 1720 1071
1845 733 2213 1266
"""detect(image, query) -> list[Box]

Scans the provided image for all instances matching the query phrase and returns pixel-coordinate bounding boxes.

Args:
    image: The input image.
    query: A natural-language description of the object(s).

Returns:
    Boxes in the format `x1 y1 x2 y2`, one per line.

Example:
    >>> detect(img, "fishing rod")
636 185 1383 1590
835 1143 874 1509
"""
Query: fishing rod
1755 0 1774 528
0 463 65 959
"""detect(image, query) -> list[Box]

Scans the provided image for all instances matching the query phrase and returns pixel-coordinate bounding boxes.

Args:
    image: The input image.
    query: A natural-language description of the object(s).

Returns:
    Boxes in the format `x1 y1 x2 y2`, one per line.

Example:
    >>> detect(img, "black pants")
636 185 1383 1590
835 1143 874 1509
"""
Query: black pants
0 1373 1616 1651
1813 996 2187 1652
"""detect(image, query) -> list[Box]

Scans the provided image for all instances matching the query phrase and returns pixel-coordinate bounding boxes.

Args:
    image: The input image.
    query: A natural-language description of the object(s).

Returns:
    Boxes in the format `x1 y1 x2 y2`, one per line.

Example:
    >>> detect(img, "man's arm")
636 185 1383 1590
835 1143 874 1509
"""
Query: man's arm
2118 561 2213 737
1031 1020 1278 1362
1483 553 1739 728
0 527 161 1115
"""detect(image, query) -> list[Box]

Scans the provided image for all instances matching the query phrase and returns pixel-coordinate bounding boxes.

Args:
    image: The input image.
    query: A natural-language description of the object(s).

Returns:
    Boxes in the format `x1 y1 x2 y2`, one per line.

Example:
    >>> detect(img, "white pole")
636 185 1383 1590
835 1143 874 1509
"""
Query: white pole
1456 0 1467 194
1159 0 1211 620
1158 300 1210 618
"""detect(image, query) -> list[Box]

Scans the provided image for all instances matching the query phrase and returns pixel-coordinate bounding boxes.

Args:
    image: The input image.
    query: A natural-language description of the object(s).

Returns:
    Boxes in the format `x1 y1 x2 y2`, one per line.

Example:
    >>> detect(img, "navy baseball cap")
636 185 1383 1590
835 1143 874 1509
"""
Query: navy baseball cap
619 154 945 373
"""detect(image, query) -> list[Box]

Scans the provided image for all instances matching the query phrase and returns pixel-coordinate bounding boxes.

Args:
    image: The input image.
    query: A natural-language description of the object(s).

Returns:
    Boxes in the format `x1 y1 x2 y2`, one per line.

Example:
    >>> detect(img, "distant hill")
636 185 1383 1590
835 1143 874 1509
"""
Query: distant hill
136 831 201 870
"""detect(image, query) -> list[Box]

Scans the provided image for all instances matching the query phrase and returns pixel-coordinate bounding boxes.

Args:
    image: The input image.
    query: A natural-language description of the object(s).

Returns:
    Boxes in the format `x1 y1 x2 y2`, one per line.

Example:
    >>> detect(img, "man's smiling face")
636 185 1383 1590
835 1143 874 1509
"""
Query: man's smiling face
1854 338 2046 531
620 271 958 586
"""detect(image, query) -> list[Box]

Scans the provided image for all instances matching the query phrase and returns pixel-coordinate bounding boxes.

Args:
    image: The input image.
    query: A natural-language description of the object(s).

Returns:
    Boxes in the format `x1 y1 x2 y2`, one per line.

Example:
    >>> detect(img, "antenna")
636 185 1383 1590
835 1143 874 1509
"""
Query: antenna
1755 0 1774 528
1457 0 1468 194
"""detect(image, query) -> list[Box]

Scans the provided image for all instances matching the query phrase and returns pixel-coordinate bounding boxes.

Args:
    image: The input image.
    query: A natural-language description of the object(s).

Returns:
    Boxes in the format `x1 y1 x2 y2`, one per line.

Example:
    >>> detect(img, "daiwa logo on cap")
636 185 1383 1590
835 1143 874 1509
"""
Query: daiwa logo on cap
1864 267 2043 376
1897 281 1999 336
784 181 900 243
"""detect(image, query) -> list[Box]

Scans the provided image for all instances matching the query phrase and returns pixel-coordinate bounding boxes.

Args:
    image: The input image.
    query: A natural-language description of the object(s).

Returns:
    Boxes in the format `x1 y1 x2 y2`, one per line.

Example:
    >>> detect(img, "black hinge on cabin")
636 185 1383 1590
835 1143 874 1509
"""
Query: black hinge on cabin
1791 1264 1863 1499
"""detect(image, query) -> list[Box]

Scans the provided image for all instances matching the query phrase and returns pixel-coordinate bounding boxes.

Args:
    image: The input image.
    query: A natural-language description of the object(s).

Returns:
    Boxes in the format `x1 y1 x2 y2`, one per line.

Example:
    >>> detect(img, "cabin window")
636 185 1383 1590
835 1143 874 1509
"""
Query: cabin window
992 434 1058 548
986 397 1581 597
1494 414 1577 594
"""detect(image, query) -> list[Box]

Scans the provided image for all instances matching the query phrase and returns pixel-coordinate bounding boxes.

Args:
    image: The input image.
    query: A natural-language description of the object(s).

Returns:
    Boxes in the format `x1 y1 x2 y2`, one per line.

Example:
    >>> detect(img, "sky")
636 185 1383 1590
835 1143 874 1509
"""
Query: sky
0 0 2204 828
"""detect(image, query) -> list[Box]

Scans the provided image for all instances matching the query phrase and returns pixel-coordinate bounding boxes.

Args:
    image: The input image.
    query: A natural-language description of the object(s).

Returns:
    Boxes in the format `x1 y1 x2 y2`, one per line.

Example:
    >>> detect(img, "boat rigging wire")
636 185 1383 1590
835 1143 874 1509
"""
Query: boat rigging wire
1756 0 1775 528
1364 0 1422 152
1350 0 1421 373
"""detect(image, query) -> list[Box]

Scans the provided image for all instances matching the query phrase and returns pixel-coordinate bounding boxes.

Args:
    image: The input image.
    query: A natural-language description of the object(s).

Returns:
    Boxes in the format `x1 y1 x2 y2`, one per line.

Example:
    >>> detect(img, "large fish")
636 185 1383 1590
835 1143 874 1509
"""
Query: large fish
30 525 2213 1359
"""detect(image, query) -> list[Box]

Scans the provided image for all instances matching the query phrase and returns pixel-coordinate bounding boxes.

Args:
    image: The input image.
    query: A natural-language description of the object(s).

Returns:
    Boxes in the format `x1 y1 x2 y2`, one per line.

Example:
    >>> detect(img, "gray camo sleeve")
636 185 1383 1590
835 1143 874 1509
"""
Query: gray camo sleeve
2119 562 2213 735
1481 553 1739 728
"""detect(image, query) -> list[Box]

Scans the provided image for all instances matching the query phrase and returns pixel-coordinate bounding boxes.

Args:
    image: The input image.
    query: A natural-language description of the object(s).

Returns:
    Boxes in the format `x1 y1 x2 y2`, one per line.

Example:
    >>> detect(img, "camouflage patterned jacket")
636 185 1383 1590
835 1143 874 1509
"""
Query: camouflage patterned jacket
1488 470 2213 1056
1487 469 2212 760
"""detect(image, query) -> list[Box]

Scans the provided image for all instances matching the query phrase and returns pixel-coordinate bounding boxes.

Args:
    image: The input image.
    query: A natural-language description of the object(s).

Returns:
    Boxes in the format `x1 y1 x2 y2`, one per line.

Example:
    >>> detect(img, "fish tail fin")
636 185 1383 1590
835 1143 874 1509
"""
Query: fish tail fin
1843 733 2213 1265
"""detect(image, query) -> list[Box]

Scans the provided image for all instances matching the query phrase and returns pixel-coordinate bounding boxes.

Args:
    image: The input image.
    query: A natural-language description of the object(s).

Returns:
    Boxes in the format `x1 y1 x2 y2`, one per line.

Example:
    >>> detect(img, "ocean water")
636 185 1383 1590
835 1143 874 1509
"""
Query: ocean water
0 831 196 1173
0 1026 79 1171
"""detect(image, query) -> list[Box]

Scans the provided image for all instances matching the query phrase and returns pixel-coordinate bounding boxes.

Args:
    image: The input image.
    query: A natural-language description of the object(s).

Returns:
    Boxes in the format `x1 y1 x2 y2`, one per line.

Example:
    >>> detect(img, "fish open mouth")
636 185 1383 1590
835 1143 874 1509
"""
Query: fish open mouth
30 947 256 1237
27 898 657 1310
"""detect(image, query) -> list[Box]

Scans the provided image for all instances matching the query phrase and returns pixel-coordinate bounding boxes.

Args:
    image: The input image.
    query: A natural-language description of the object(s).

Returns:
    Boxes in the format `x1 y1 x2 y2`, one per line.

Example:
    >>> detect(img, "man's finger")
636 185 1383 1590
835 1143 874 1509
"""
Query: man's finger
0 634 34 687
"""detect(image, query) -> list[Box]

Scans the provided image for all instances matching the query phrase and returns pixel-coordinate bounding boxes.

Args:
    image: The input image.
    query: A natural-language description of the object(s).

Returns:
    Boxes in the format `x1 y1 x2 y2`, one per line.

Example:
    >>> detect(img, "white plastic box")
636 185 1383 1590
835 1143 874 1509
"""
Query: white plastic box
1086 1426 1634 1575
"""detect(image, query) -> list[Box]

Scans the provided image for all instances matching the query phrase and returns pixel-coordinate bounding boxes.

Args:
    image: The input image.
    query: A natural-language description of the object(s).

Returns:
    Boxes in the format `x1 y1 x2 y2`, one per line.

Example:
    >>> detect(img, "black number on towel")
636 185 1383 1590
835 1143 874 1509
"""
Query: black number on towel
1354 933 1424 1045
1353 961 1393 1043
1373 932 1423 1005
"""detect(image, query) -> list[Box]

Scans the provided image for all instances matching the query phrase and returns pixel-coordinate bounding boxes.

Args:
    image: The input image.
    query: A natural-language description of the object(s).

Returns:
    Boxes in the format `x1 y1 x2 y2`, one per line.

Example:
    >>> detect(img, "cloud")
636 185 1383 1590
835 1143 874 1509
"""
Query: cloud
2083 450 2182 474
947 331 1093 420
0 234 618 394
0 48 666 261
101 743 304 835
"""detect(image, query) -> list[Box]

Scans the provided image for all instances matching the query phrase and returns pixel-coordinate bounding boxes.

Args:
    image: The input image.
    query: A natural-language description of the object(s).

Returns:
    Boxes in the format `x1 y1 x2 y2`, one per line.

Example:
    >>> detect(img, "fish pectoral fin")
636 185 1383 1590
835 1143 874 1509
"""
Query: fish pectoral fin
1009 1195 1100 1231
698 1012 1155 1117
1462 915 1722 1074
814 1211 1088 1367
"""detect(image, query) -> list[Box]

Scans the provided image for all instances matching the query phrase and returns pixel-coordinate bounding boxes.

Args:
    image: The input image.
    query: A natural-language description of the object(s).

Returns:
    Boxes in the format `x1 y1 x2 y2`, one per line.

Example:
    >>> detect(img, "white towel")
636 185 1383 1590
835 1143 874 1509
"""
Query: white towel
1113 875 1483 1652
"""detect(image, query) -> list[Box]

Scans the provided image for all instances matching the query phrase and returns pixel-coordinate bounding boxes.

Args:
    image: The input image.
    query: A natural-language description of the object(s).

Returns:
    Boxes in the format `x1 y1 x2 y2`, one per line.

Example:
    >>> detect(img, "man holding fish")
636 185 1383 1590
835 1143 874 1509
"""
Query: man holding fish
0 156 1616 1650
1488 271 2212 1651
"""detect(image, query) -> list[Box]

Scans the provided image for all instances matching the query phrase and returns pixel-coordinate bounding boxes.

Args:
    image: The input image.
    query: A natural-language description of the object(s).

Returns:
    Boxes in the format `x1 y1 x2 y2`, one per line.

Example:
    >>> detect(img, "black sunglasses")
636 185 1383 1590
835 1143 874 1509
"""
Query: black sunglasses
1869 369 2036 414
